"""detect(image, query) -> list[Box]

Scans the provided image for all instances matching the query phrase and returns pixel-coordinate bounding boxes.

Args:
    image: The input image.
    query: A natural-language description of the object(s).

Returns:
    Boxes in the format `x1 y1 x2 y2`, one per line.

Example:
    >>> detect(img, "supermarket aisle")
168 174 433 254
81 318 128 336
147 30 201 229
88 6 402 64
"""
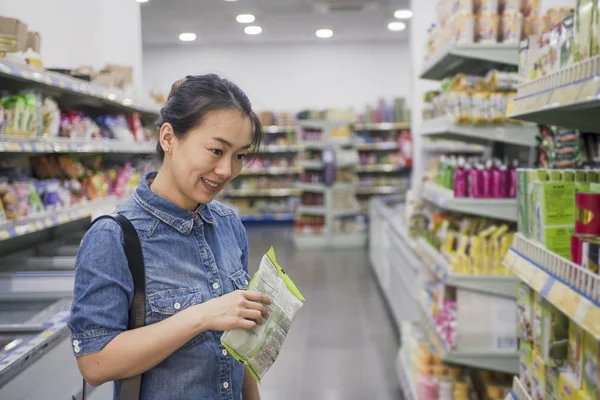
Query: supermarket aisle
245 225 403 400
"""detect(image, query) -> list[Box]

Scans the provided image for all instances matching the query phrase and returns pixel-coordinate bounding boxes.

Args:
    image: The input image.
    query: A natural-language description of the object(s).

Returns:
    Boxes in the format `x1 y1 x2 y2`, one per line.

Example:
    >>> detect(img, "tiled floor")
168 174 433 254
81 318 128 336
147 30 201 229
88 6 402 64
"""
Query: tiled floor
245 225 403 400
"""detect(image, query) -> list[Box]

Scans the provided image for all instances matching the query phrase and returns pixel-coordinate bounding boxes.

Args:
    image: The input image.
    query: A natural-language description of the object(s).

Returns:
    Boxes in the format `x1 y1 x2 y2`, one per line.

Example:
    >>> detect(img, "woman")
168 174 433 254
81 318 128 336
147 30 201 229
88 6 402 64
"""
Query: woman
69 75 271 400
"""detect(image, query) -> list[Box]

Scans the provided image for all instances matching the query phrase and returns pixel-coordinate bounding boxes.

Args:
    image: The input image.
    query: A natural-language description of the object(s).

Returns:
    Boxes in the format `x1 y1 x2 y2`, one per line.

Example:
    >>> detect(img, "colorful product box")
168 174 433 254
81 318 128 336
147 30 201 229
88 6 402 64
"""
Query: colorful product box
540 299 569 368
533 173 576 259
517 281 534 343
520 341 534 395
560 372 582 400
517 168 529 237
568 322 585 388
532 353 547 400
582 332 598 400
546 366 561 400
528 169 546 241
533 291 543 354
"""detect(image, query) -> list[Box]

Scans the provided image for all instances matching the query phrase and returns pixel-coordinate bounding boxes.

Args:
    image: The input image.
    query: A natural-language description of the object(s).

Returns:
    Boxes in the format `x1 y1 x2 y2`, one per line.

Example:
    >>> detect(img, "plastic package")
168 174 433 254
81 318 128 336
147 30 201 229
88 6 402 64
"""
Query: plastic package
476 0 499 14
454 13 476 43
477 14 500 43
524 16 544 37
500 0 521 14
521 0 541 17
500 12 523 43
547 7 573 29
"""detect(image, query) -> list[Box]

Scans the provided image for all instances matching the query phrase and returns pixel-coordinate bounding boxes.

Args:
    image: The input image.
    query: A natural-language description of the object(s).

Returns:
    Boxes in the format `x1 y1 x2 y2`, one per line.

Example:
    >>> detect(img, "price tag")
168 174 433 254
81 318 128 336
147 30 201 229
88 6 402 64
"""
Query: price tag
559 289 581 318
548 83 582 106
5 143 21 152
528 269 547 292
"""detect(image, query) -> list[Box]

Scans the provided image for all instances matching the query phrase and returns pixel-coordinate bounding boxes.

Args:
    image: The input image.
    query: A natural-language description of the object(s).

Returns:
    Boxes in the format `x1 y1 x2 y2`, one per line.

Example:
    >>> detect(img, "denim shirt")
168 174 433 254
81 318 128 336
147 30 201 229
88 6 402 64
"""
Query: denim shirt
69 172 251 400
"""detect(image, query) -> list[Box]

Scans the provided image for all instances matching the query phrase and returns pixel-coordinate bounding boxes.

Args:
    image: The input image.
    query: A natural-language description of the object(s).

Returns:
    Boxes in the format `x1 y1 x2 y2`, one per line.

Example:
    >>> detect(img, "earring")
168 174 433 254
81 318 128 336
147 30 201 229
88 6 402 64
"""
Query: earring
164 147 170 153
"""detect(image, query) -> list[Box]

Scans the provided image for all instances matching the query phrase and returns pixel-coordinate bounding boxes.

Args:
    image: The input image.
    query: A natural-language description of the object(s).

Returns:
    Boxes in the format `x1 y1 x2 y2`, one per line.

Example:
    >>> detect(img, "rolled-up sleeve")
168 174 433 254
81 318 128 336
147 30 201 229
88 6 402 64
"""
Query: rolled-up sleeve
68 218 133 357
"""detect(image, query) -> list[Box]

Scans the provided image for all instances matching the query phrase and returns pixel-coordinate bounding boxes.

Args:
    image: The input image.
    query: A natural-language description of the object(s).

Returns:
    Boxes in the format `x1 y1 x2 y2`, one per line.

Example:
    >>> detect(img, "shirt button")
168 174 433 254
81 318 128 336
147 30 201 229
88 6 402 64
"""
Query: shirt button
174 302 181 310
223 382 229 389
73 340 80 347
213 282 220 290
74 346 81 354
222 349 228 356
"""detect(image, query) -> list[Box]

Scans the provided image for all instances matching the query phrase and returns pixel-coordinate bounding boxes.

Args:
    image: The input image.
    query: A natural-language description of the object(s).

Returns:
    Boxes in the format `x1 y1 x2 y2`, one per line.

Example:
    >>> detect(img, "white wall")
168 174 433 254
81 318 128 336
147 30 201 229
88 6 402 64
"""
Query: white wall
0 0 144 88
143 42 411 112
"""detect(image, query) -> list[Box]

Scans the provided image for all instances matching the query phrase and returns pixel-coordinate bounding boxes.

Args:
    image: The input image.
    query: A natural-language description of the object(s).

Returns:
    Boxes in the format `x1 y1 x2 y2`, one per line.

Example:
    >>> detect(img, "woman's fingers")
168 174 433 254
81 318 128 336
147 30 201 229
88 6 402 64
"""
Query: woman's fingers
244 291 272 305
240 309 263 325
244 300 270 319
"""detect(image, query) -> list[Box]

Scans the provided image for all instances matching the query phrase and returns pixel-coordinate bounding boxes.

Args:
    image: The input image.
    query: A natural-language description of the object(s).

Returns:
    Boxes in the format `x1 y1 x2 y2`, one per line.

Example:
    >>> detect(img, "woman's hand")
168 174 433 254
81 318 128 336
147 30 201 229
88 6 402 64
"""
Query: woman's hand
199 290 272 331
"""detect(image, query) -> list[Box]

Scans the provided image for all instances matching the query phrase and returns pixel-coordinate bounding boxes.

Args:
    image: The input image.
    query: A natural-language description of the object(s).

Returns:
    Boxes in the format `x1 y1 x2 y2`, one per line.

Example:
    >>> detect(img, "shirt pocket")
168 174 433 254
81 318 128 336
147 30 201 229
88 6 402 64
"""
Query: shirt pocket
147 287 204 348
229 270 251 290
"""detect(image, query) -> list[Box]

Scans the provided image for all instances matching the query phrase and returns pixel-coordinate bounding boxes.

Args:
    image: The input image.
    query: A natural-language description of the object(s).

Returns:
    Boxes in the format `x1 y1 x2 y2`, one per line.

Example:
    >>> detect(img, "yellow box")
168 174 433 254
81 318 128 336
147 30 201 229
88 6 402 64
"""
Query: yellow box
568 322 584 388
560 373 582 399
546 366 561 400
582 332 598 400
532 353 546 400
533 292 543 354
541 299 569 368
520 341 534 394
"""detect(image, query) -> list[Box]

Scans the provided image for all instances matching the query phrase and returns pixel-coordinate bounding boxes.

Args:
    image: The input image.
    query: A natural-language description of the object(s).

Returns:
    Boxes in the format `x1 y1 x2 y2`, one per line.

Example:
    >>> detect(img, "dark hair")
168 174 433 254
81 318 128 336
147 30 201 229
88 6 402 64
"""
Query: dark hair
156 74 263 159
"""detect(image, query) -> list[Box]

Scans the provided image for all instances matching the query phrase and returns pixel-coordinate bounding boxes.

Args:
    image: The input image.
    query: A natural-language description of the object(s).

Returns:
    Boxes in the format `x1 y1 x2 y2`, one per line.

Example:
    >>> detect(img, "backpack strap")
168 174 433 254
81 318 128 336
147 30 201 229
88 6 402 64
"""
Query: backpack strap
89 214 145 400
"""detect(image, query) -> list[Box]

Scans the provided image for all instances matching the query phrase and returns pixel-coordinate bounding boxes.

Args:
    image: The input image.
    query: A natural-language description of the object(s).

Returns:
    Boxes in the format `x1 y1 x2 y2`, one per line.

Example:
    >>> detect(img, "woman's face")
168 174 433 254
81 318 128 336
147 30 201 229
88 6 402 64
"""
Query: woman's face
168 109 253 206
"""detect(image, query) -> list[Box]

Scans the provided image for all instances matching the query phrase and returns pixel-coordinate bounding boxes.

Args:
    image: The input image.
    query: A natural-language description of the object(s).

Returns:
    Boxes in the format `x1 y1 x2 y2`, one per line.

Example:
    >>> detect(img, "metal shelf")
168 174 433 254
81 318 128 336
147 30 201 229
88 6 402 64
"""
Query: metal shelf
355 142 399 151
353 122 410 131
224 188 301 197
510 377 533 400
263 126 296 134
239 213 294 223
299 160 324 169
298 120 350 130
504 234 600 340
296 205 327 215
423 140 487 153
420 44 519 81
417 237 517 298
0 197 122 241
421 116 537 147
298 182 327 192
257 144 300 153
239 166 301 175
423 181 517 221
507 56 600 131
356 164 404 173
418 301 519 373
0 136 155 154
356 186 404 195
0 60 159 118
396 352 417 400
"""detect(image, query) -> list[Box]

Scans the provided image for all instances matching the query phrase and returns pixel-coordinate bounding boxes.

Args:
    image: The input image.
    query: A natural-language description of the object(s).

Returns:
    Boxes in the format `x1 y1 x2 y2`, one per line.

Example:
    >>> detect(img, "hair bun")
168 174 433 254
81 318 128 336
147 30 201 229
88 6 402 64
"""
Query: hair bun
168 77 188 100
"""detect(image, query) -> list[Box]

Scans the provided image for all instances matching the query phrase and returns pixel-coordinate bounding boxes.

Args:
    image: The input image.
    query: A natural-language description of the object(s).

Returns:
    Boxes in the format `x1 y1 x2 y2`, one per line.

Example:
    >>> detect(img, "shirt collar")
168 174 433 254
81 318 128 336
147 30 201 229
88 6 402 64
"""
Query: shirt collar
133 172 216 234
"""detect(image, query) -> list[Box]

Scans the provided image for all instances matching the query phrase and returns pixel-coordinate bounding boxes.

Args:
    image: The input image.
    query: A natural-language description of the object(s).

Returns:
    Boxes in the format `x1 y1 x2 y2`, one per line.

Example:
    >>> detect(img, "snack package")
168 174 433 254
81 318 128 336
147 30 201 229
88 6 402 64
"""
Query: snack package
546 366 561 400
477 13 500 43
221 248 305 382
568 321 584 388
582 332 598 400
532 353 546 400
560 373 580 399
517 281 533 342
575 0 594 62
541 300 569 368
520 341 534 394
533 291 543 352
592 0 600 56
500 0 521 14
41 97 60 137
521 0 541 17
454 12 476 43
500 12 523 43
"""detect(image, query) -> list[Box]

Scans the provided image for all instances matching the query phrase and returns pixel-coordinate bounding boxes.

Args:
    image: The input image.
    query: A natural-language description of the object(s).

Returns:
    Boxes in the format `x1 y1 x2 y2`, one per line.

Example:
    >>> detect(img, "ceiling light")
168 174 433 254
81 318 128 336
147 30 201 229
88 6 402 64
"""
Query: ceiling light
387 22 406 31
236 14 256 24
179 32 197 42
316 29 333 38
394 9 413 19
136 0 149 3
244 26 262 35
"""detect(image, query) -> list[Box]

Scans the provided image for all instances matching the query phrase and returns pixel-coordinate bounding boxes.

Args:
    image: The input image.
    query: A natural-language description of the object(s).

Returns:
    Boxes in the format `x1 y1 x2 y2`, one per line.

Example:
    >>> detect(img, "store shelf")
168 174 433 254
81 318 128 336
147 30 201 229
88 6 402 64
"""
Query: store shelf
293 234 329 249
330 232 367 248
418 301 519 373
257 144 301 153
299 140 325 149
423 140 487 153
298 120 350 130
299 160 324 169
396 352 417 400
507 56 600 131
263 126 296 134
239 166 301 175
356 186 404 195
0 197 122 241
0 60 160 117
423 181 517 221
421 116 537 147
224 188 301 197
353 122 410 131
239 213 294 223
298 182 327 192
296 205 327 215
504 234 600 340
356 164 404 173
420 44 518 81
0 135 155 154
355 142 399 151
417 237 517 298
333 209 363 218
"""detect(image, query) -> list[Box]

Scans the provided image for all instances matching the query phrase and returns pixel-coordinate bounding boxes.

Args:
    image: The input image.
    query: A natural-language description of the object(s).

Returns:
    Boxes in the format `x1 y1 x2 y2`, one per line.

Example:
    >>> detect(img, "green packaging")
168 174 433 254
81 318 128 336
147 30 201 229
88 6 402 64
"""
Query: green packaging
517 281 534 343
546 366 561 400
533 172 576 259
529 169 548 242
520 341 534 395
582 332 598 400
517 168 529 237
541 300 569 368
575 170 590 193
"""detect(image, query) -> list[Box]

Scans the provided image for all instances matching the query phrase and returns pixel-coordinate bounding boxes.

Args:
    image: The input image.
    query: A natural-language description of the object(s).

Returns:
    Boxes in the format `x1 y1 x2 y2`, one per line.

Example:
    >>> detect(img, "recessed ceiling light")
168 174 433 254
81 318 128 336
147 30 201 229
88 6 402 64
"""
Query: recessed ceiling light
244 26 262 35
136 0 149 3
179 32 197 41
236 14 256 24
387 22 406 31
316 29 333 38
394 9 413 19
223 0 238 2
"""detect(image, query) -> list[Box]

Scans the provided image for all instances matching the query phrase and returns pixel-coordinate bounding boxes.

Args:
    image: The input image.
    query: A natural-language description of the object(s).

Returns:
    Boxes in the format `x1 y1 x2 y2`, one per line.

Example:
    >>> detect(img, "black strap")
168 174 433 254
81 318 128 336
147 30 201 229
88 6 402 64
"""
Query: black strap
88 214 146 400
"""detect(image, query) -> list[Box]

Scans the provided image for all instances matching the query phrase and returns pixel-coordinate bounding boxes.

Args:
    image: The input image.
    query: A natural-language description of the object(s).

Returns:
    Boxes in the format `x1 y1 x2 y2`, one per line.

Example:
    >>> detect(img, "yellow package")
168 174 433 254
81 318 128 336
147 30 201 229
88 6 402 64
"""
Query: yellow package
582 332 598 400
532 353 546 400
560 373 581 399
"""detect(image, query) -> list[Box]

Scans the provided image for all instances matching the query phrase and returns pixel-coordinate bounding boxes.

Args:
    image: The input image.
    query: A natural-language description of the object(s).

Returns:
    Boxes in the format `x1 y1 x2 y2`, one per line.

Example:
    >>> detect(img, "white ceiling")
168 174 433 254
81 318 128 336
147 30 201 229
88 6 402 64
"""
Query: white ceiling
141 0 411 47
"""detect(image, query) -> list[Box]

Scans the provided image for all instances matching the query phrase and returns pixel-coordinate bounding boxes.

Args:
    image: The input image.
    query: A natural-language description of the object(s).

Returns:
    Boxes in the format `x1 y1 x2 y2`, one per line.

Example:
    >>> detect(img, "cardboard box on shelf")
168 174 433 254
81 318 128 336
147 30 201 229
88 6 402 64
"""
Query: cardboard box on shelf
540 299 569 368
94 71 123 89
25 31 40 53
0 16 27 51
582 332 598 400
103 64 133 85
568 321 584 388
546 366 561 400
532 353 546 400
517 281 534 343
520 341 534 395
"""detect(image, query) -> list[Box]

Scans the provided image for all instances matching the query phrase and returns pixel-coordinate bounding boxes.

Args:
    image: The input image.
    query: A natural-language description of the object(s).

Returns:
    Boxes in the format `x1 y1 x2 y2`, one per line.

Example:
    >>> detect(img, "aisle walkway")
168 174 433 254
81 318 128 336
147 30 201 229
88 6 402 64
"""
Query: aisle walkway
245 226 403 400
